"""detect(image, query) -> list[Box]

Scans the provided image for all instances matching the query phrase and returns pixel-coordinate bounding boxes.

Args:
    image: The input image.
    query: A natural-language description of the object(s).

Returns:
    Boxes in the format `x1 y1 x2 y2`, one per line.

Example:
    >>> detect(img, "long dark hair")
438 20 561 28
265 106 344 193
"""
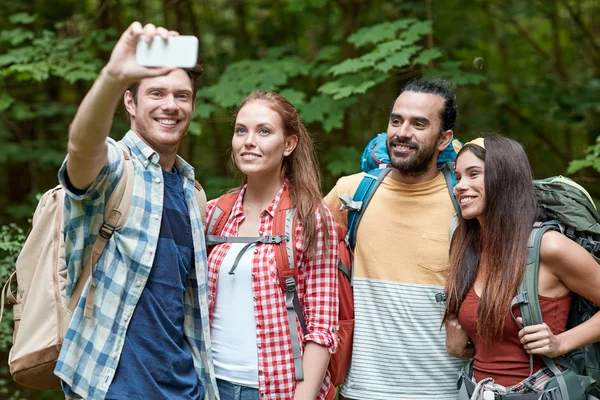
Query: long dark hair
443 135 539 343
233 91 330 257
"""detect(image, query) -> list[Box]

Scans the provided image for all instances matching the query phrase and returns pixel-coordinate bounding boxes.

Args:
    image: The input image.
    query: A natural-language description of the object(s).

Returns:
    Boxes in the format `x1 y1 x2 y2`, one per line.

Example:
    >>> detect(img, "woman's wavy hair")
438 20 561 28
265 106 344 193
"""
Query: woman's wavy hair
443 135 539 344
232 91 330 257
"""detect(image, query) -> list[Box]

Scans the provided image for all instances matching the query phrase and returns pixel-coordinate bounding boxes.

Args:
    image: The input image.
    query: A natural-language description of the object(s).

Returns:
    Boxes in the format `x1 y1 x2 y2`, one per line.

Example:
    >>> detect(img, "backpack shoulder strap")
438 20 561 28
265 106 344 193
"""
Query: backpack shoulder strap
440 161 459 213
513 221 563 328
343 167 391 250
440 161 460 243
193 180 207 221
206 192 238 240
511 221 586 399
271 189 306 381
69 143 134 318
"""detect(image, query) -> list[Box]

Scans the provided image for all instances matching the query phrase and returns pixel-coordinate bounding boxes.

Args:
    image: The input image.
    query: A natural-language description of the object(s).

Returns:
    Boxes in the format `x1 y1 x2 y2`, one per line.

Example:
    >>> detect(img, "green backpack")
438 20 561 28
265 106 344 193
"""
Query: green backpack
512 176 600 400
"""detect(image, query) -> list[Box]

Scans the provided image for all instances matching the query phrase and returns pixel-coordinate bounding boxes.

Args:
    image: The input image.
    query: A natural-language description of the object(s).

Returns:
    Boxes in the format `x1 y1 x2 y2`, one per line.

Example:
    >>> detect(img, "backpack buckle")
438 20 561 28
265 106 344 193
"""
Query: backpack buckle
99 222 116 240
261 235 286 244
435 292 446 303
285 276 296 292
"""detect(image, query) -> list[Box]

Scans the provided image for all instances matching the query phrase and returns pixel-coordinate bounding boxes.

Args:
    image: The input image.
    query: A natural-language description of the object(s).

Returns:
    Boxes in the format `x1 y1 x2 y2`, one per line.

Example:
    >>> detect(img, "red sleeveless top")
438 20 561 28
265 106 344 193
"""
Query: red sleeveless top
458 286 572 386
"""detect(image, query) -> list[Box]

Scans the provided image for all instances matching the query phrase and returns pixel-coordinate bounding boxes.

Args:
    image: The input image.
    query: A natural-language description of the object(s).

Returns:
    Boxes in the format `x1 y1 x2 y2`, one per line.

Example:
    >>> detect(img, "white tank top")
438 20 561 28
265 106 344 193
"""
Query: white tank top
211 242 259 387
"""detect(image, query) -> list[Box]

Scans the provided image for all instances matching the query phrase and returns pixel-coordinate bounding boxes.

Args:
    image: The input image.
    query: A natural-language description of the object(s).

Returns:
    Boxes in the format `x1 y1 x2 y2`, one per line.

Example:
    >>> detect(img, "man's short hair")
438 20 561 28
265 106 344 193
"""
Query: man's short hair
400 78 457 133
126 62 204 104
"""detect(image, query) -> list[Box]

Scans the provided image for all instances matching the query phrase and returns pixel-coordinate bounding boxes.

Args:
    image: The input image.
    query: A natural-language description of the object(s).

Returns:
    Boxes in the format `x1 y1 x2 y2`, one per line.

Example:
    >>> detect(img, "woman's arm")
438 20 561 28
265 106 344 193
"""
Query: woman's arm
293 342 331 400
445 317 475 359
294 206 339 399
518 231 600 357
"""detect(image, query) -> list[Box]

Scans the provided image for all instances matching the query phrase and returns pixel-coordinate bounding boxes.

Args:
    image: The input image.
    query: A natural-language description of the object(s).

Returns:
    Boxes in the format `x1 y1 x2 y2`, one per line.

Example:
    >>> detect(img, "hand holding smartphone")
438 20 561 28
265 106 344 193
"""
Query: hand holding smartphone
136 35 199 68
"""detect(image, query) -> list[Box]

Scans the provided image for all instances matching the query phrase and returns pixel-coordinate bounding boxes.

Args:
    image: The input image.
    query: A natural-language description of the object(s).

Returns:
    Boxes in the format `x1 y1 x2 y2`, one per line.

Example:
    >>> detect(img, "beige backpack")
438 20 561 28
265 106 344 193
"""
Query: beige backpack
0 145 207 390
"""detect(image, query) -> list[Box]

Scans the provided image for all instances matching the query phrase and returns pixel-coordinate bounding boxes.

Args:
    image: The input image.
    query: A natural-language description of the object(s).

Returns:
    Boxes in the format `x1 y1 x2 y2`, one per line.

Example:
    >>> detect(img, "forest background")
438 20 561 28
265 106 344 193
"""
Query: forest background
0 0 599 398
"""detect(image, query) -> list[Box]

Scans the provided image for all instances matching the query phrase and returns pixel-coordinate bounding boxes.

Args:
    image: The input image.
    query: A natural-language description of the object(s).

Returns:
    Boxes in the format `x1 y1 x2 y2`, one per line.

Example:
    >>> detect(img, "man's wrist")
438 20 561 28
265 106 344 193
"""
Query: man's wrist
99 67 131 91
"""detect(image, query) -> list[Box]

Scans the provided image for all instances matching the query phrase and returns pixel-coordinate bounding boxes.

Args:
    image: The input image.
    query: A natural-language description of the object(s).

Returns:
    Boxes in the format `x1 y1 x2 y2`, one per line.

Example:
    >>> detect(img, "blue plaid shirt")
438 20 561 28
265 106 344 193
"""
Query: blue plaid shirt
55 130 219 400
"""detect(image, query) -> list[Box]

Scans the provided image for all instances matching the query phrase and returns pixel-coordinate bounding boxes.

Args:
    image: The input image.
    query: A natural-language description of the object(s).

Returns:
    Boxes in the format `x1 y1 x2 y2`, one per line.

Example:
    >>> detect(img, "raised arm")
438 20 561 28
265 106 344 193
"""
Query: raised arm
66 22 177 189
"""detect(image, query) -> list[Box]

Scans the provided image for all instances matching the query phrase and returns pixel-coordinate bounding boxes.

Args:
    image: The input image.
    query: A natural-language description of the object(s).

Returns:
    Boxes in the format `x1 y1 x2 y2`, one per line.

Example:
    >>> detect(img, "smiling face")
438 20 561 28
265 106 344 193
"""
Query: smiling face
232 100 297 182
124 69 194 153
454 149 486 222
386 91 452 182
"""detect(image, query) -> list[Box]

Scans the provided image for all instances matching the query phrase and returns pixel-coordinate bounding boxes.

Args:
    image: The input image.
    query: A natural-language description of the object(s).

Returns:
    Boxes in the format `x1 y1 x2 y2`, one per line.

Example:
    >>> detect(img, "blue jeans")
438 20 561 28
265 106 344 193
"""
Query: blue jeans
216 379 260 400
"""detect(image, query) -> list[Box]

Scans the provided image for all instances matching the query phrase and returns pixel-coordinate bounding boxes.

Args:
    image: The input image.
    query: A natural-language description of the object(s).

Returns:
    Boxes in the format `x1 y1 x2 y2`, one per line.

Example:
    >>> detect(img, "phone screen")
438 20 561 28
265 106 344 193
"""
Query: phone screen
136 36 199 68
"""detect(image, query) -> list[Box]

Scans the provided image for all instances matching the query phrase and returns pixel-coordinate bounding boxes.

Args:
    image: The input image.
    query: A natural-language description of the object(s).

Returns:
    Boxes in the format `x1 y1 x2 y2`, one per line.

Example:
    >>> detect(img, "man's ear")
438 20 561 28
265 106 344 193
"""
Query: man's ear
124 90 136 118
283 135 298 156
438 129 453 152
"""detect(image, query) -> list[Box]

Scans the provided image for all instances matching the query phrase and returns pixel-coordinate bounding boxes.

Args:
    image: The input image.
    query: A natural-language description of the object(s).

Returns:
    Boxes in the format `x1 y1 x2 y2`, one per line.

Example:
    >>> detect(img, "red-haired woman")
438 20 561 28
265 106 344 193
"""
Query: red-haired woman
205 91 338 400
443 135 600 399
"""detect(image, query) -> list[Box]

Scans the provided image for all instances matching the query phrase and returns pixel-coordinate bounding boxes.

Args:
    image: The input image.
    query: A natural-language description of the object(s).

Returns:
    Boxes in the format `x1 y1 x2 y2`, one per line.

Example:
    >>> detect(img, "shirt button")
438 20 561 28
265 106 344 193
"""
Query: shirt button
258 231 263 235
251 273 256 278
149 248 154 254
253 296 257 301
154 178 161 184
154 214 159 220
254 248 258 254
257 345 262 349
136 280 142 287
258 369 263 375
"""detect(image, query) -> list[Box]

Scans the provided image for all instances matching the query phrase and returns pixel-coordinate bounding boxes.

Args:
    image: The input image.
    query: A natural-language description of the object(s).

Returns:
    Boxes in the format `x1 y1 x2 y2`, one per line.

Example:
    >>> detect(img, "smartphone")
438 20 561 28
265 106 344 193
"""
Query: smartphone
136 35 198 68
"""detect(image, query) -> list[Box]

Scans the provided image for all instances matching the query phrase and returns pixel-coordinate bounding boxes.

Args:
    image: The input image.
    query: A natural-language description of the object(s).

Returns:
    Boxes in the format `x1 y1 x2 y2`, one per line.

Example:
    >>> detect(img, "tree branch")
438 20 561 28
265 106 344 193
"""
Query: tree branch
560 0 600 58
550 0 569 80
501 103 571 164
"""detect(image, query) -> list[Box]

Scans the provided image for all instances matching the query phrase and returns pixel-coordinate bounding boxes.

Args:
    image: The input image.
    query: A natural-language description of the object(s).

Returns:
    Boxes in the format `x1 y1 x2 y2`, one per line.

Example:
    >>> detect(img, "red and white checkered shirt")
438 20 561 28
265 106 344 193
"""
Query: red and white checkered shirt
205 182 339 400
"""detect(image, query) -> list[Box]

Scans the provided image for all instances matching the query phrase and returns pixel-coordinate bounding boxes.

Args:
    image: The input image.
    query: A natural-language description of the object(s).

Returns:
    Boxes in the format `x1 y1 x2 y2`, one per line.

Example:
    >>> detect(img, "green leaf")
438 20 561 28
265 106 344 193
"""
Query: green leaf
314 45 341 62
348 18 417 47
8 13 37 25
0 93 14 112
318 73 387 100
399 20 432 43
425 61 486 86
298 95 356 132
328 57 375 76
324 146 362 175
0 28 35 45
374 46 420 72
194 103 217 119
413 48 443 65
278 89 307 106
10 102 35 120
188 121 202 136
567 159 592 174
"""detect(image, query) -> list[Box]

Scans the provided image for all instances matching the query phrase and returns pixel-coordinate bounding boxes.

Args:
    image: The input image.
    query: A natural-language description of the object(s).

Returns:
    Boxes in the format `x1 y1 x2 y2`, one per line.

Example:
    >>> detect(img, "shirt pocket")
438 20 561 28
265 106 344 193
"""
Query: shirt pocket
417 230 450 272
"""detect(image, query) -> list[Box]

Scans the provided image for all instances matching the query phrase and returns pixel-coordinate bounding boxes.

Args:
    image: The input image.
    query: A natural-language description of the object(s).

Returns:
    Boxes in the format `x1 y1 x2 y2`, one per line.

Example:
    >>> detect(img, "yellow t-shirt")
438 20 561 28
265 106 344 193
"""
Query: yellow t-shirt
324 171 461 400
325 171 455 286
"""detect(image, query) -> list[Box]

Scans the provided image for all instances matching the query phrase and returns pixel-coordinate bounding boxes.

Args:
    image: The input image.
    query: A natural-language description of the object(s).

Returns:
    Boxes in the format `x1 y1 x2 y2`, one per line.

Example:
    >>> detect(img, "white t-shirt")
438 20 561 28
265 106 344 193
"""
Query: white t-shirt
211 243 259 387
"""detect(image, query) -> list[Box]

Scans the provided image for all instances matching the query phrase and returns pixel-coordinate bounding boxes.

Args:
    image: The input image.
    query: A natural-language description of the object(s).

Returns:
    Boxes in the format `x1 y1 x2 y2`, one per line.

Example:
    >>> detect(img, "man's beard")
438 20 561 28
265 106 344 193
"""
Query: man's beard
386 136 437 176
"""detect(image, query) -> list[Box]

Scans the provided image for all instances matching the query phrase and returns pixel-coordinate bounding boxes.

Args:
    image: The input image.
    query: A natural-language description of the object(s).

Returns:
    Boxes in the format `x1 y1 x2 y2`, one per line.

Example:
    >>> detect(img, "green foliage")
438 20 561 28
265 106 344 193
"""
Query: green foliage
568 136 600 174
0 29 110 83
324 146 362 176
424 61 486 85
0 223 25 352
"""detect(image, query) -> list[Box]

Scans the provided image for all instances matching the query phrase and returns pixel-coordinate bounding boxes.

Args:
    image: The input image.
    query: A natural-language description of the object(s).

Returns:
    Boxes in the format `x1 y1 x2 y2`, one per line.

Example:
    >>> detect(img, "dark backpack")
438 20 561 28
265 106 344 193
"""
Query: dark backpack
459 176 600 400
205 190 353 397
512 176 600 399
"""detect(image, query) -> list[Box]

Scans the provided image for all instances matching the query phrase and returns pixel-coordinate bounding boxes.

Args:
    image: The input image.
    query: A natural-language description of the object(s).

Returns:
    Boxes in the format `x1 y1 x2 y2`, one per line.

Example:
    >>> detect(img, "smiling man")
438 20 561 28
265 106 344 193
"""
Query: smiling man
55 22 218 400
325 79 463 399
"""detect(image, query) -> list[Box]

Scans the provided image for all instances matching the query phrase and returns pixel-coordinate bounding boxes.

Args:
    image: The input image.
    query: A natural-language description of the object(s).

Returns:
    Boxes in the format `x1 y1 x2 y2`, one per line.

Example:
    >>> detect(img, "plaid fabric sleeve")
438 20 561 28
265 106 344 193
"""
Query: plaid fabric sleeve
301 205 339 354
58 137 125 203
58 138 125 297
